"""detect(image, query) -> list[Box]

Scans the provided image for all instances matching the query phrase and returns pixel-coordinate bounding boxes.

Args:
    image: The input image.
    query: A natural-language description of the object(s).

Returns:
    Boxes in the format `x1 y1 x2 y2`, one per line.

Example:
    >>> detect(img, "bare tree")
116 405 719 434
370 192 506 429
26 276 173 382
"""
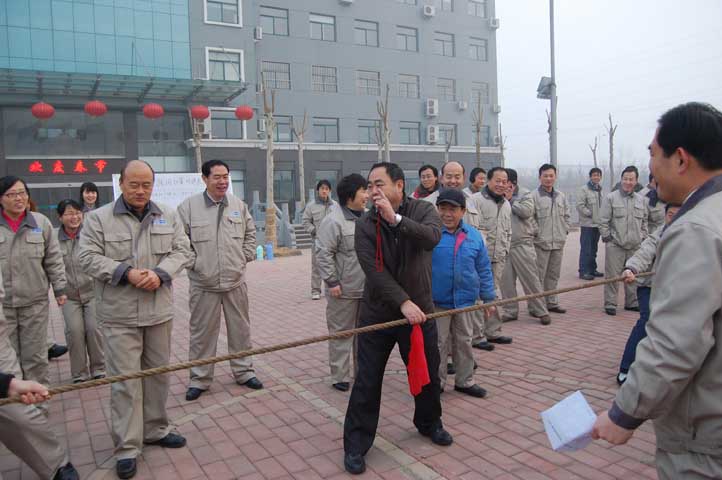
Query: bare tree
606 114 618 191
498 122 506 168
589 136 598 168
471 95 484 167
373 121 383 161
261 73 277 250
376 84 391 163
291 111 309 212
443 128 455 164
546 109 553 164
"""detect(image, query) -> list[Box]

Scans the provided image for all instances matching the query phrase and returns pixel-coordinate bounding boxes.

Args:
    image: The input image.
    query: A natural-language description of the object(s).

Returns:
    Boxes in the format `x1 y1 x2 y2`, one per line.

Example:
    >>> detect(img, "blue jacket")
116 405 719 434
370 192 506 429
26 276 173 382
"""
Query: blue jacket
432 221 496 309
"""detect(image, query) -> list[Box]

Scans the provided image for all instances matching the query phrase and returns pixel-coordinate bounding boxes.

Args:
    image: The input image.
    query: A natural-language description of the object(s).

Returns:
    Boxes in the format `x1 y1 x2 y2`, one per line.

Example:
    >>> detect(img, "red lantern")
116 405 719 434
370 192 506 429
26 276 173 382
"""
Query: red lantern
190 105 210 120
31 102 55 120
234 105 253 121
143 103 164 119
84 100 107 117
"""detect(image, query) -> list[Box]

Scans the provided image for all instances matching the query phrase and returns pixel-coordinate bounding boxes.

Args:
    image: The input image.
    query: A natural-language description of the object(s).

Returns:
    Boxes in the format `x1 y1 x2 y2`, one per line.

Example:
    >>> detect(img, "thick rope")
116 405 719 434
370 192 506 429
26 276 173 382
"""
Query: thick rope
0 272 652 407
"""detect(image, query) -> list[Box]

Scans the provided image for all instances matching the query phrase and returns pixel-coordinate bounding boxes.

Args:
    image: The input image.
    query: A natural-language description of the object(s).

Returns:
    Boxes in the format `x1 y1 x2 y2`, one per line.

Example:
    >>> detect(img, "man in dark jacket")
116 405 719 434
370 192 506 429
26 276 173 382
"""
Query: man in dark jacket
343 162 451 475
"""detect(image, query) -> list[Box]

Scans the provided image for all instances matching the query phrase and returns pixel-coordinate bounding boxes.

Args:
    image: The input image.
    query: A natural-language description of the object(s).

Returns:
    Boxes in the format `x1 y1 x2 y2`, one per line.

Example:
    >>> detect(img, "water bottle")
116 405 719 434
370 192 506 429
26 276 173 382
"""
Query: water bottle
256 245 264 261
265 243 274 260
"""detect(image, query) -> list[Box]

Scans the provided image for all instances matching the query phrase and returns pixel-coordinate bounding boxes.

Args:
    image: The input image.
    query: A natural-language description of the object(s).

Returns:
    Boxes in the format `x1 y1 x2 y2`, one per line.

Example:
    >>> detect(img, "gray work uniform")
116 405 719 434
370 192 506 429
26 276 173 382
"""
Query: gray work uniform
501 187 549 318
0 269 69 480
609 176 722 479
530 187 570 309
302 197 338 295
576 183 603 227
78 199 191 461
639 186 666 234
58 226 104 383
599 189 648 310
177 192 257 390
0 211 66 386
626 228 661 289
315 205 366 384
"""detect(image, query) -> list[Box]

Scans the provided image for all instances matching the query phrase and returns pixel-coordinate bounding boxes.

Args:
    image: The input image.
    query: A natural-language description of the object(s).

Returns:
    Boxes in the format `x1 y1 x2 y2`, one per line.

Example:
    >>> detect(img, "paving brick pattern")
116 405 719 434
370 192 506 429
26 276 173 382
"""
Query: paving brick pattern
0 231 660 479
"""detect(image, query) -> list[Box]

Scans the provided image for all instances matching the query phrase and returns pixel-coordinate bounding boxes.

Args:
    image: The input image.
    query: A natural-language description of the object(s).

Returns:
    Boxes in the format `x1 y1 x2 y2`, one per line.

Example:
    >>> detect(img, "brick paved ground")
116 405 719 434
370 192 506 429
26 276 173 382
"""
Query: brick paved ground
0 231 660 480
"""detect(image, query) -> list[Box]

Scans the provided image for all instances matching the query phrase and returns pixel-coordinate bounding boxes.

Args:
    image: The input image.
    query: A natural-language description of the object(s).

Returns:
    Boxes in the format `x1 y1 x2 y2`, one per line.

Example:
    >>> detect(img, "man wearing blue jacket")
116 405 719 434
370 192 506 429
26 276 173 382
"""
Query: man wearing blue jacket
432 189 496 398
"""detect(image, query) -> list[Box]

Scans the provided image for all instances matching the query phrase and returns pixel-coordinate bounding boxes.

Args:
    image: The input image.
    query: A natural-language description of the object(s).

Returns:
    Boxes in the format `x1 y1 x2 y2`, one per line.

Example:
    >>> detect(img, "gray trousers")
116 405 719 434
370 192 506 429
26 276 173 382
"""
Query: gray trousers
105 321 173 460
501 242 549 318
62 298 105 382
311 245 322 295
326 297 360 383
656 448 722 480
188 283 255 389
435 308 475 389
3 300 50 386
535 247 564 309
473 260 505 342
604 242 638 309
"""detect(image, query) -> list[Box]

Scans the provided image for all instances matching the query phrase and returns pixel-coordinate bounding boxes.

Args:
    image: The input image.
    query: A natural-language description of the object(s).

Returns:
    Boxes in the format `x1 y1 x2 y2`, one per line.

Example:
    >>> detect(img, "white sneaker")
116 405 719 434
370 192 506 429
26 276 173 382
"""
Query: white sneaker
312 293 321 300
616 372 627 385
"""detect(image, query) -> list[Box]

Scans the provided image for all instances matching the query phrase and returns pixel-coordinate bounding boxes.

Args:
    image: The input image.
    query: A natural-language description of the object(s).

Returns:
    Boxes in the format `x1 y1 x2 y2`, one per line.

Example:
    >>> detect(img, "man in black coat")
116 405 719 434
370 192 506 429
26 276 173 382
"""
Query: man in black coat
343 162 452 475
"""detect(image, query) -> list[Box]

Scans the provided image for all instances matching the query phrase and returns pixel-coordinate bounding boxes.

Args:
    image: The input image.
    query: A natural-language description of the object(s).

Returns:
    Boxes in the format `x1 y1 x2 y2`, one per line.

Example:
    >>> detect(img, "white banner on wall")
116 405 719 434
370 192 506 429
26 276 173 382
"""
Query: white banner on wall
112 172 234 209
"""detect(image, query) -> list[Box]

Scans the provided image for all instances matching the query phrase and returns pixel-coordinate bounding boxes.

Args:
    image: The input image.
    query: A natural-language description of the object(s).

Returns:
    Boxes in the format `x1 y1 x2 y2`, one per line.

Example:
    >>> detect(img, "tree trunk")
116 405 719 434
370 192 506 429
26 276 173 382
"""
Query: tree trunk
298 136 306 211
265 122 277 250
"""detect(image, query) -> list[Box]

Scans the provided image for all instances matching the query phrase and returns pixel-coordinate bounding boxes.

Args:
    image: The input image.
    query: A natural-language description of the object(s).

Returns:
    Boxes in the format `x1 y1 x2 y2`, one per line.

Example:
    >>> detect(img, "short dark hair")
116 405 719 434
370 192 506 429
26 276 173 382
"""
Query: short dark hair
506 168 518 184
202 160 229 177
657 102 722 171
621 165 639 179
337 174 367 206
57 199 83 216
369 162 405 190
589 167 602 177
79 181 98 196
440 161 465 176
487 166 507 181
469 167 486 183
316 179 332 191
0 176 29 199
418 164 438 178
538 163 556 176
119 160 155 182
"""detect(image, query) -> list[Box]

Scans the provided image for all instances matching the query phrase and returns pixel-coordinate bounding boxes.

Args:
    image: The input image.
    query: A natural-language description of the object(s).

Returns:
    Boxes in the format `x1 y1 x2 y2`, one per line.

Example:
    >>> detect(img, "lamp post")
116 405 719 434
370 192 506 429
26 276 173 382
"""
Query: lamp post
537 0 558 167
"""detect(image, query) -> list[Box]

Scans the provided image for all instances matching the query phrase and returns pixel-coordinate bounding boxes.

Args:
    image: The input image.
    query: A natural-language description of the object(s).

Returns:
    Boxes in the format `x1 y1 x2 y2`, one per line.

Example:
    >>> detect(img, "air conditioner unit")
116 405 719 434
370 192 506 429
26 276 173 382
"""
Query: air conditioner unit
425 98 439 117
339 0 354 4
427 125 439 144
489 18 500 29
492 104 501 113
423 5 436 17
197 118 212 139
254 26 263 41
492 135 501 146
457 100 468 111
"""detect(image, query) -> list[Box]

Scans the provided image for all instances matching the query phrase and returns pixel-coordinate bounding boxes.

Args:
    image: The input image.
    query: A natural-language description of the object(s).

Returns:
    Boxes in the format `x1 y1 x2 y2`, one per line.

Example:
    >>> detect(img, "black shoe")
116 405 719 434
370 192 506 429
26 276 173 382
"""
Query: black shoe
53 462 79 480
472 341 495 351
593 271 604 277
446 363 455 375
48 344 68 360
487 336 512 345
239 377 264 390
624 306 640 312
185 387 205 401
92 374 106 380
473 361 478 370
144 432 186 448
605 308 617 316
332 382 350 392
580 273 595 280
344 453 366 475
116 459 137 479
548 306 567 314
539 315 552 325
454 384 487 398
421 427 454 446
501 315 518 322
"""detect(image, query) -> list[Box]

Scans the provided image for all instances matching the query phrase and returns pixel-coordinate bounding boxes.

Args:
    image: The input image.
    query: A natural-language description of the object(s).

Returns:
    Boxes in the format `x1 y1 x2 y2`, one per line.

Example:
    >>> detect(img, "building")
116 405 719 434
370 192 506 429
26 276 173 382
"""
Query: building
1 0 501 221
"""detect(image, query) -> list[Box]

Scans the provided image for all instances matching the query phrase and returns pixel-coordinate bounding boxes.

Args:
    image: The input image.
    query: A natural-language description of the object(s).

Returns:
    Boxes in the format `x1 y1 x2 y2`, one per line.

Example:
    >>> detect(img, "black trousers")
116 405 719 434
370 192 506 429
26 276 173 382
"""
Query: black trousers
343 318 442 455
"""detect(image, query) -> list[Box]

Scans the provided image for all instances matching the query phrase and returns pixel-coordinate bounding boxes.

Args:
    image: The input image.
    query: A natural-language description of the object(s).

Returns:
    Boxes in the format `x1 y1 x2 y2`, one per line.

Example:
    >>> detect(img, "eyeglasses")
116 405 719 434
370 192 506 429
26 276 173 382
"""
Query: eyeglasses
3 190 28 199
62 212 82 218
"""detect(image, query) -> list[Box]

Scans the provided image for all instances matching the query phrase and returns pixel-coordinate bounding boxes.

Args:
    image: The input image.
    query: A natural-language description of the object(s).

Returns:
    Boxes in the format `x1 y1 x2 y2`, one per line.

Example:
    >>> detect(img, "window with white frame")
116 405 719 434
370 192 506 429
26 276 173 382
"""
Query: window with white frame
399 121 420 145
434 31 455 57
313 117 340 143
261 61 291 90
354 19 379 47
310 13 336 42
207 49 242 81
471 81 490 104
433 0 453 11
358 119 380 144
312 65 338 93
259 6 288 35
274 170 295 202
396 25 418 52
210 110 243 139
206 0 240 25
438 124 457 145
468 0 487 17
469 37 488 61
357 70 380 96
273 115 293 142
398 74 420 99
472 125 491 146
437 77 456 101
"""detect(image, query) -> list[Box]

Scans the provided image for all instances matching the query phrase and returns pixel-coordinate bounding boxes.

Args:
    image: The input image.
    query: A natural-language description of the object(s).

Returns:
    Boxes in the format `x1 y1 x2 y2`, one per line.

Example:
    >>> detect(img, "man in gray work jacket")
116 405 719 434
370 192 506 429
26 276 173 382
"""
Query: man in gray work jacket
576 167 604 280
593 102 722 480
177 160 262 402
303 180 338 300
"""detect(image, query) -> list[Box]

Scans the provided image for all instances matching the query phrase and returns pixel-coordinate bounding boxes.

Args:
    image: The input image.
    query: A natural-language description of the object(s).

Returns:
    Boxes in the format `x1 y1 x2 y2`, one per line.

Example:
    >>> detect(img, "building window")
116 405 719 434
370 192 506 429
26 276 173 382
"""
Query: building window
210 110 243 139
354 19 379 47
469 37 488 61
358 119 380 144
260 6 289 36
437 78 456 101
206 0 240 25
313 117 340 143
229 169 246 200
438 124 457 145
433 0 453 11
312 66 338 93
471 81 490 104
396 0 417 4
399 121 420 145
261 61 291 90
398 74 420 99
274 170 295 202
357 70 381 96
468 0 487 17
396 26 418 52
207 49 242 81
433 31 455 57
472 125 491 146
310 14 336 42
273 115 293 142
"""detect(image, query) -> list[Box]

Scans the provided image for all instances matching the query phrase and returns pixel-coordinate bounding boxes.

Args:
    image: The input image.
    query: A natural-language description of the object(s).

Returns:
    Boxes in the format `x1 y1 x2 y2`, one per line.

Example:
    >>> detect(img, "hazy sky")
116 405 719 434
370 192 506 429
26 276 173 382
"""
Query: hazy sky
496 0 722 170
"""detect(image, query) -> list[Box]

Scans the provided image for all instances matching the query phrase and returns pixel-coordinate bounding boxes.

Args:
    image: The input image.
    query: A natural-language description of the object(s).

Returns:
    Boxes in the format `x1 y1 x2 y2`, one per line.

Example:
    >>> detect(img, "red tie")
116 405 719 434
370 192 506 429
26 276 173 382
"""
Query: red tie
407 324 431 396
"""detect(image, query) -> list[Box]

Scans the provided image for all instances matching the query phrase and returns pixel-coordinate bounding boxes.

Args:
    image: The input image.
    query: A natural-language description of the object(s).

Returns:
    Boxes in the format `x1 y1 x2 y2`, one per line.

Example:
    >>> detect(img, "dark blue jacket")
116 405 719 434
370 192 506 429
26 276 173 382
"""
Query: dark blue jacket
432 221 496 309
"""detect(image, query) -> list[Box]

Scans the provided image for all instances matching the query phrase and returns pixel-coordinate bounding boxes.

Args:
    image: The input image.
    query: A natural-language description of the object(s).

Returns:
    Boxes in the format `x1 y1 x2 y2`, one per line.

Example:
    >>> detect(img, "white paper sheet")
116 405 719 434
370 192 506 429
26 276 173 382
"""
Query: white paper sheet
540 390 597 452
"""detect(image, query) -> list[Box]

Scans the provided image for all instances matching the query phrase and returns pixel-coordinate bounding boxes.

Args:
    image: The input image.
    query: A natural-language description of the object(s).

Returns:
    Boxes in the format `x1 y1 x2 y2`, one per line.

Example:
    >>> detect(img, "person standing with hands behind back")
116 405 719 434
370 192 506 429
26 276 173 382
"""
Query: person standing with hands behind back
303 180 338 300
